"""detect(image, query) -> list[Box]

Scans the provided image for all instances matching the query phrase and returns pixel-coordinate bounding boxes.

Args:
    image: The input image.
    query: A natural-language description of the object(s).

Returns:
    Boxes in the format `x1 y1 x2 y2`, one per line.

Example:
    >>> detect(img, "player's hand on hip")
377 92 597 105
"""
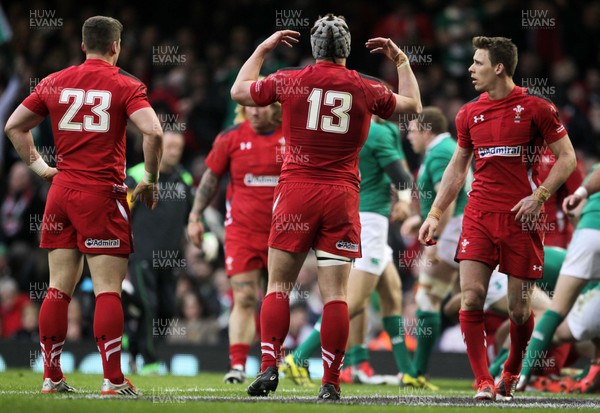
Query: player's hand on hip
511 195 542 222
40 167 59 182
365 37 405 62
259 30 300 53
187 220 204 249
563 194 583 215
418 218 438 246
132 181 158 210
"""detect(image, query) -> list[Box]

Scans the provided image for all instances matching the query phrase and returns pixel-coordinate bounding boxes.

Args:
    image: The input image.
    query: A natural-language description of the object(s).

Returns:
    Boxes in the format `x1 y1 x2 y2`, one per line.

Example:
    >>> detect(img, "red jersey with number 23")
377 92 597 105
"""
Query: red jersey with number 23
250 62 396 190
22 58 151 196
456 86 568 212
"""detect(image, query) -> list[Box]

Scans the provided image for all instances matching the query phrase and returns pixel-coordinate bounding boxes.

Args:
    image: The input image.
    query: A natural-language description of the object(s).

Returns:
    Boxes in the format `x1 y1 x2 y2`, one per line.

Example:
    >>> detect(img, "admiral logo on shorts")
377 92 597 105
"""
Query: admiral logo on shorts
478 146 522 158
244 173 279 187
84 238 121 248
335 240 359 252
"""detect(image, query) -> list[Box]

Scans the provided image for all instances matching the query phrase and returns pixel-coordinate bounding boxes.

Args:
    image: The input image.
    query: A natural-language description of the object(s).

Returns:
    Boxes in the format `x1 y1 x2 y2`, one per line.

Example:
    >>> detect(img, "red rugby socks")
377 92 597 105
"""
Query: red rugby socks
321 300 349 391
39 288 71 381
459 309 493 385
229 343 251 369
259 292 289 371
504 311 534 375
94 292 125 384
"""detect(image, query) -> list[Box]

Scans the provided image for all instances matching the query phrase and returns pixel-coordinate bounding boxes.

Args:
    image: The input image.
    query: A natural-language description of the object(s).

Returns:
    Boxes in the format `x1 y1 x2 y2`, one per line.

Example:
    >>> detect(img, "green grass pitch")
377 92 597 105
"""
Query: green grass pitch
1 370 600 412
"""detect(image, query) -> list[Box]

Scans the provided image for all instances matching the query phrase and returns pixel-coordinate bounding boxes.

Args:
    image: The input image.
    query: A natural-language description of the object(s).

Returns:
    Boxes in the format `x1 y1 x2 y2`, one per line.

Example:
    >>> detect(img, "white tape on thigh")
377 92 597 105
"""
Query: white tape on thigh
315 249 352 267
415 287 436 312
418 271 452 299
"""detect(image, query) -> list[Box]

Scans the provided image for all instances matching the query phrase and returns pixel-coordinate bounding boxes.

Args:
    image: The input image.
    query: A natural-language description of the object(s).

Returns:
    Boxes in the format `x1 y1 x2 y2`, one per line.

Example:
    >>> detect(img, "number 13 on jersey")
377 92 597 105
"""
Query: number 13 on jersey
306 89 352 134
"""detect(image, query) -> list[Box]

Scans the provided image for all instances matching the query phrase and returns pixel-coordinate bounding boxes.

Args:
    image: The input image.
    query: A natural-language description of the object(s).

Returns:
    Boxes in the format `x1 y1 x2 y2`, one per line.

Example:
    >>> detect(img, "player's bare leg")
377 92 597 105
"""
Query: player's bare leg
344 268 378 383
347 270 379 317
226 269 262 383
48 249 84 295
348 308 367 348
248 247 307 397
345 269 375 382
87 254 136 396
459 260 495 399
548 275 588 318
376 263 402 317
40 249 84 393
345 307 369 382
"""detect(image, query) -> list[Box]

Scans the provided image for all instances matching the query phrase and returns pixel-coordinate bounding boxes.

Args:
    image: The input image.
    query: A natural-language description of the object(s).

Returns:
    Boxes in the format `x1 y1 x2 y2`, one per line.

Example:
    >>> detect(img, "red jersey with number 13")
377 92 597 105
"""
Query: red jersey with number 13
456 86 568 212
22 58 151 195
250 62 396 190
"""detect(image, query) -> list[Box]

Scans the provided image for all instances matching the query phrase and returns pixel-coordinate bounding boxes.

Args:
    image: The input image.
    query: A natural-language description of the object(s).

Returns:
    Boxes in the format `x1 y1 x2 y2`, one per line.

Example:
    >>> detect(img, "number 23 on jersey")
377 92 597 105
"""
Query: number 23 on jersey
58 88 111 132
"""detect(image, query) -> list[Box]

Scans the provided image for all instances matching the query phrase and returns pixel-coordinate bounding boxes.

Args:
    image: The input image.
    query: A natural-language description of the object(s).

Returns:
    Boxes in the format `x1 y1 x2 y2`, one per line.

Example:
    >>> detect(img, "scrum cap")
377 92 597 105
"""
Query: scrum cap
310 14 351 60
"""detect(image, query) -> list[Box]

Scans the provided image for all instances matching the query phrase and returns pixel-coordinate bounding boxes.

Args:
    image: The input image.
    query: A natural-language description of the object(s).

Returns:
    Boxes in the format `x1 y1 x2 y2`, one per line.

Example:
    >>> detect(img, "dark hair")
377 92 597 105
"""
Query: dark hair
418 107 448 135
82 16 123 54
472 36 518 77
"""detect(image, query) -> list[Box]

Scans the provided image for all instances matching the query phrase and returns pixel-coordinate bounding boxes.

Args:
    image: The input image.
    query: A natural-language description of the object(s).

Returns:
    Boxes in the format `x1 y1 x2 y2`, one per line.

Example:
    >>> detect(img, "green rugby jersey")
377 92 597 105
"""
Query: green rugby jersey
358 120 405 217
417 133 468 219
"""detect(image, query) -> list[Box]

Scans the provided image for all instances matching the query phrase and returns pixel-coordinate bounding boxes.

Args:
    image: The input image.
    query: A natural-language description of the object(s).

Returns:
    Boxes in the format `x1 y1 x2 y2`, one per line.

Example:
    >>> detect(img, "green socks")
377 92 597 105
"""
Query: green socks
520 310 564 379
382 315 417 377
413 310 441 376
489 347 509 377
293 316 322 366
349 345 369 366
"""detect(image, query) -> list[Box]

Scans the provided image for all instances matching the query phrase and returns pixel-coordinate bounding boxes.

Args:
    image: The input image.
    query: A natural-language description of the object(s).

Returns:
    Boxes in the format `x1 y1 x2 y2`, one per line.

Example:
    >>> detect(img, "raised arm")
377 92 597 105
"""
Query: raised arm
128 107 163 209
418 145 473 244
5 104 57 181
230 30 300 106
365 38 422 114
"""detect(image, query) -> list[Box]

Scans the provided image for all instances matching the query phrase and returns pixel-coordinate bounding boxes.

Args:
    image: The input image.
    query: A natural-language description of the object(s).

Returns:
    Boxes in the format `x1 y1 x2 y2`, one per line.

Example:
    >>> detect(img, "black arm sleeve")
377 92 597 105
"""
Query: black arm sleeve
383 159 413 189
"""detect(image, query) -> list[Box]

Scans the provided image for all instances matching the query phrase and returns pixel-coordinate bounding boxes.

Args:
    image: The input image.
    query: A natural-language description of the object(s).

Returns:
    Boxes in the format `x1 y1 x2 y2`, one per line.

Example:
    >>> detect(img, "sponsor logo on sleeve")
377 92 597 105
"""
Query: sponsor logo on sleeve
335 240 359 252
244 173 279 187
84 239 121 248
477 146 522 158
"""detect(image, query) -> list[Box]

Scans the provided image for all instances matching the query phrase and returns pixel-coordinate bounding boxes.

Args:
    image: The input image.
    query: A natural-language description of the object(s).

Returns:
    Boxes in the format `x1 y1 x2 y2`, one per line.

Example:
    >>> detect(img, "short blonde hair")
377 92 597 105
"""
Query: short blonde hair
233 102 282 126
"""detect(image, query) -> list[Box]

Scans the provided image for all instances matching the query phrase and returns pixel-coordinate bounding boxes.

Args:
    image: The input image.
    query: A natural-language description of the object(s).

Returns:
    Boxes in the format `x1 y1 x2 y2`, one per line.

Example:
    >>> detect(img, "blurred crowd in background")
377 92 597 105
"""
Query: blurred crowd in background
0 0 599 355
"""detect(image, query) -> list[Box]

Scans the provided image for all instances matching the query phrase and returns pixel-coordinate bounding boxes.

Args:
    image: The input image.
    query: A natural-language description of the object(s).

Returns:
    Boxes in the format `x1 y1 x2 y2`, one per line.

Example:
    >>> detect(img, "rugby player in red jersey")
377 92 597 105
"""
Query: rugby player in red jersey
187 102 284 384
230 14 422 400
5 16 162 395
418 36 576 401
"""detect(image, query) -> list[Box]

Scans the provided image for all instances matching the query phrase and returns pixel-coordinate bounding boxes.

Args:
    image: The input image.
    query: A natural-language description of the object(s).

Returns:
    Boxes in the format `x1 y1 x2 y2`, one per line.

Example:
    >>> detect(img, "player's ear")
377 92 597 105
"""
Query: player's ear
495 63 504 76
110 40 118 55
81 42 86 54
